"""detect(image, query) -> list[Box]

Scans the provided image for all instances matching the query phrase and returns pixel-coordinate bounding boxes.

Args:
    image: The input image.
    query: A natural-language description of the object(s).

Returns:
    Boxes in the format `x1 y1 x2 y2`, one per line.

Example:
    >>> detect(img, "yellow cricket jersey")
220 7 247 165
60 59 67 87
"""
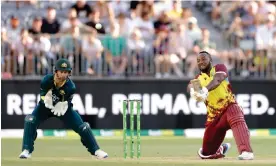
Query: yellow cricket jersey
196 64 236 123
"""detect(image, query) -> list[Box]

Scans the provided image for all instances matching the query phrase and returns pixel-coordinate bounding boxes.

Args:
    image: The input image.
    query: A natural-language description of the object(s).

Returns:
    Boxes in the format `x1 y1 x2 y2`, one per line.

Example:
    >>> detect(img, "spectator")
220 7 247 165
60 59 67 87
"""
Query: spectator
41 6 60 34
62 14 95 35
61 8 82 31
86 8 106 34
130 1 140 11
215 1 233 29
220 48 247 74
169 23 192 57
169 23 192 77
257 0 275 23
117 12 134 37
268 31 276 57
14 29 33 74
127 28 146 75
256 14 276 50
227 1 247 18
154 26 170 78
194 28 216 55
186 17 202 43
154 11 172 34
82 30 104 76
2 0 275 79
14 0 37 9
31 35 51 56
225 16 244 42
94 0 114 23
31 34 52 74
101 22 127 75
109 0 129 17
241 2 257 33
1 28 12 77
60 26 82 71
178 7 192 26
246 16 261 40
6 15 21 47
268 32 276 78
267 31 276 79
128 28 146 53
71 0 92 18
153 0 172 17
135 0 155 18
166 0 182 21
132 11 154 42
28 17 43 36
210 1 222 27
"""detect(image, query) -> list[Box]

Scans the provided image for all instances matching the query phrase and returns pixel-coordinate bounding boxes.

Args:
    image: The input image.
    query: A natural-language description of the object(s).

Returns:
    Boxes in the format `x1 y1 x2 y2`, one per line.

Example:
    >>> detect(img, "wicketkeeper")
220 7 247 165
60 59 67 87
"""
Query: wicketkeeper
187 51 254 160
19 58 108 159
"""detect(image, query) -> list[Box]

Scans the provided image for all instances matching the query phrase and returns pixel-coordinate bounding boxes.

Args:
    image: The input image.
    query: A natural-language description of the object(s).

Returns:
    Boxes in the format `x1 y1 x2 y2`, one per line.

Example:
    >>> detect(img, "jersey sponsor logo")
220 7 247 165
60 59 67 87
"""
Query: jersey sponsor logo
52 94 60 103
5 93 275 117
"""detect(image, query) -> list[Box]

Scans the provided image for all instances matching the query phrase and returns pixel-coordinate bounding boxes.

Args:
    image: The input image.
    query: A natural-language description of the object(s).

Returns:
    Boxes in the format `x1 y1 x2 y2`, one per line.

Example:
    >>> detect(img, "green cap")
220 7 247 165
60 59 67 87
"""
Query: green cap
55 58 72 72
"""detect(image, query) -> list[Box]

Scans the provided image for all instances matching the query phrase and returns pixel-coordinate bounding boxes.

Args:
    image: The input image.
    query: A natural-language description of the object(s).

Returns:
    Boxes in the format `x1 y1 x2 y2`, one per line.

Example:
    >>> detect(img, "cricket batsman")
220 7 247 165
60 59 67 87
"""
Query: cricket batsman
19 58 108 159
187 51 254 160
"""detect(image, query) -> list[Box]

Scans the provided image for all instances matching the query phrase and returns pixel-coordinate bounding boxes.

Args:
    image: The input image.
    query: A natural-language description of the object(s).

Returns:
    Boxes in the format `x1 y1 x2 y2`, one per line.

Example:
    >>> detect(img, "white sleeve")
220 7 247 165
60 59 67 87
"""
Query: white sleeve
127 39 135 50
255 26 264 49
41 37 51 52
148 21 154 31
94 39 103 51
138 40 145 49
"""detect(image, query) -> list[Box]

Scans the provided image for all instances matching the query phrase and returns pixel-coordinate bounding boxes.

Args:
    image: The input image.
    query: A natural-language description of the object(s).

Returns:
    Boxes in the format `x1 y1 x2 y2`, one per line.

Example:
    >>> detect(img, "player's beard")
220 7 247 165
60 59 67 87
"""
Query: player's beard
200 62 212 73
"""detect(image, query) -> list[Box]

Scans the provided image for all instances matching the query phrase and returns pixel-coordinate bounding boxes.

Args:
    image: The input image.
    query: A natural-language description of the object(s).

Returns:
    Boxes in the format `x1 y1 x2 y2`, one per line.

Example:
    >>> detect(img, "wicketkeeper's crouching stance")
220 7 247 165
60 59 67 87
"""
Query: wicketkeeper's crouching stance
188 51 254 160
19 58 108 159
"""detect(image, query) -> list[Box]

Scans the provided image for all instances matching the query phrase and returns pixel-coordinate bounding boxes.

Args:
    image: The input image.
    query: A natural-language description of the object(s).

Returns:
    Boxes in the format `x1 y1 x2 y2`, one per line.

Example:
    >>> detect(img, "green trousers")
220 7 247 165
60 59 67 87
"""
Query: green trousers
21 101 99 154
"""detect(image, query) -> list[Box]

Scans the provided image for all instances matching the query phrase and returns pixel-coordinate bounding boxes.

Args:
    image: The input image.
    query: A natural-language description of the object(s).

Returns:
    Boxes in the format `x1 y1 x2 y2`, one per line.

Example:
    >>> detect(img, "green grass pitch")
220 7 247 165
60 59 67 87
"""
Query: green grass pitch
2 137 276 166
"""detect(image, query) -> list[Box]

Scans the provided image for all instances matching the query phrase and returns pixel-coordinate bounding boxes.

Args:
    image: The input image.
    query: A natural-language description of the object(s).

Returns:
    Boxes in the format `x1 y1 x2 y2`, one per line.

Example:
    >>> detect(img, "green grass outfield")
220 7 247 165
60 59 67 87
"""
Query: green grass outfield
2 137 276 166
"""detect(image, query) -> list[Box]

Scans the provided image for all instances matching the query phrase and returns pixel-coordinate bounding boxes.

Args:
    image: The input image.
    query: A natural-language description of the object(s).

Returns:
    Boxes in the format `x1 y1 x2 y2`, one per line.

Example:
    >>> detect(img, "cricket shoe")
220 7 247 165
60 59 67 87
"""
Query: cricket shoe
198 147 224 159
238 151 254 160
95 149 108 159
19 149 32 159
222 143 231 155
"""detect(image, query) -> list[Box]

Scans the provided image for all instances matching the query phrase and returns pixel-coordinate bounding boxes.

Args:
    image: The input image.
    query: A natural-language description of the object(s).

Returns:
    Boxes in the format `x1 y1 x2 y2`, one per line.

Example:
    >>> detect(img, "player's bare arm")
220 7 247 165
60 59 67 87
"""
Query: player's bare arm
206 72 227 91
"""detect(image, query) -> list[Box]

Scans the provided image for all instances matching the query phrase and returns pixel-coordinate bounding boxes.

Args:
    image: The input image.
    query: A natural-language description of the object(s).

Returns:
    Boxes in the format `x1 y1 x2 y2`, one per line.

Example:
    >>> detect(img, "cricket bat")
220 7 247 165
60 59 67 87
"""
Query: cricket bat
191 79 202 92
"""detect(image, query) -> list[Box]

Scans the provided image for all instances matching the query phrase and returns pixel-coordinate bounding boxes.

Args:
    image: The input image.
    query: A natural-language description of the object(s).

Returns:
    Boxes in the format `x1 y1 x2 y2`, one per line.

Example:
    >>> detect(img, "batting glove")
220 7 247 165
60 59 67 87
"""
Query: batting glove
194 87 209 102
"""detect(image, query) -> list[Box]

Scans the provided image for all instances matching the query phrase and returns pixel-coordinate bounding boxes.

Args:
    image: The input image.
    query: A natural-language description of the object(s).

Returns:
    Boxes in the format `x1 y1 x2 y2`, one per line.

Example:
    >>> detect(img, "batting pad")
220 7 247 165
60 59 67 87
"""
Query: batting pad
227 104 253 153
22 115 38 153
78 122 100 155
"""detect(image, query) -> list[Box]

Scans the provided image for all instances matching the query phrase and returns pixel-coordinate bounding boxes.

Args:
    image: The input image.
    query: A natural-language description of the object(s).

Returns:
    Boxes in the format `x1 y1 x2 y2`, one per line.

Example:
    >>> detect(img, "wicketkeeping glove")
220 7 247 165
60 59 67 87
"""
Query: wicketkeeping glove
44 90 54 109
51 101 68 116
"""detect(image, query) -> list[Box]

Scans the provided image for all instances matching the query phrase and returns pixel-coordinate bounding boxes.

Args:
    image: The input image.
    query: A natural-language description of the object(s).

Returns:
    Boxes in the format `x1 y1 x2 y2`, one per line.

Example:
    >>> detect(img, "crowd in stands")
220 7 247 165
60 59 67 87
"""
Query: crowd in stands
1 0 276 79
194 0 276 78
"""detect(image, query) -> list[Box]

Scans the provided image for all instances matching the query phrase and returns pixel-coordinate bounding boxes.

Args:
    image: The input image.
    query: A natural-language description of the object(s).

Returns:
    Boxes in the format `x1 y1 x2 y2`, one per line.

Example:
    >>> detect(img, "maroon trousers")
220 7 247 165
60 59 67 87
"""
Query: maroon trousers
202 103 253 155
